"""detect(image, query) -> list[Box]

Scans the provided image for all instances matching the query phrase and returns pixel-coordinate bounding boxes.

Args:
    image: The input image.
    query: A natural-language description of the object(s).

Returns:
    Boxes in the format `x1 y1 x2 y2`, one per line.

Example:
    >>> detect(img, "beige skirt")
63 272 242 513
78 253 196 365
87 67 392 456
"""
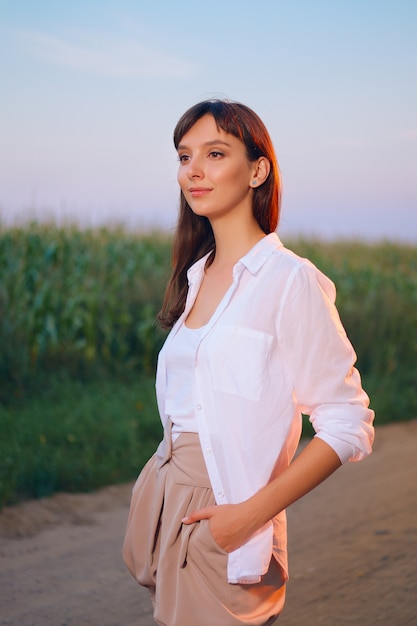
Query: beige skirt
122 426 285 626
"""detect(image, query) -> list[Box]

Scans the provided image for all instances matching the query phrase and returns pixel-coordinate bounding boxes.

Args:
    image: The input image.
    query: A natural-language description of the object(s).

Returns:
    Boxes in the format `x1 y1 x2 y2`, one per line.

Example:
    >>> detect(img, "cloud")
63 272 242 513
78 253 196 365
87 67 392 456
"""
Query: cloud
19 29 199 79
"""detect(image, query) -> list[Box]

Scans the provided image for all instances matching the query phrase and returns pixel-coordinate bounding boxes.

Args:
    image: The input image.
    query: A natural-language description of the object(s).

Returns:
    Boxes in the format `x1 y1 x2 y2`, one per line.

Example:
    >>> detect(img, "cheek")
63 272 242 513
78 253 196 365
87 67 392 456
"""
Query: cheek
177 168 186 189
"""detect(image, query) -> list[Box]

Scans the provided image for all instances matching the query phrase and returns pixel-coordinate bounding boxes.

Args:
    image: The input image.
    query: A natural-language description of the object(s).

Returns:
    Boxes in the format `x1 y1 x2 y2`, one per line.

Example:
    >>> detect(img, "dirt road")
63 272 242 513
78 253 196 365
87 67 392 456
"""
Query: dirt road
1 420 416 625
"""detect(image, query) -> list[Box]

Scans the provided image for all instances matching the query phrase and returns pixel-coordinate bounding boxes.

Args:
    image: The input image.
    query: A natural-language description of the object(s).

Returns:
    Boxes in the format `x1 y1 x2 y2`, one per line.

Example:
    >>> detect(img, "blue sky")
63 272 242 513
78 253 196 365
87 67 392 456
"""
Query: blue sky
1 0 416 240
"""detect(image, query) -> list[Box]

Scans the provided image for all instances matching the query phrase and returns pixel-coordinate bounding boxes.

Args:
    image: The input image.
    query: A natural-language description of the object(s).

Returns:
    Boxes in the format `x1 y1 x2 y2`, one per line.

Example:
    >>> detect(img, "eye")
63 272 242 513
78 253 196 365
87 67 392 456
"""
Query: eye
178 154 190 163
208 150 224 158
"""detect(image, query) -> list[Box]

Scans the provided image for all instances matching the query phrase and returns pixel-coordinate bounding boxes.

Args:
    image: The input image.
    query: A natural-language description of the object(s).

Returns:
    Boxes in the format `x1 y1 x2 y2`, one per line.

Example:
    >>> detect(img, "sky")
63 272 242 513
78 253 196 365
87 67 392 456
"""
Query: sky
0 0 416 241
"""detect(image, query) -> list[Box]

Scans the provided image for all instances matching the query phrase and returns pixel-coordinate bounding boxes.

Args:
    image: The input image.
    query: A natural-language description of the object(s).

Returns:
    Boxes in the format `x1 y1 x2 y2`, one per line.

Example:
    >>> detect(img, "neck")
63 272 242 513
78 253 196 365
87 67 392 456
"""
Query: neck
209 214 266 269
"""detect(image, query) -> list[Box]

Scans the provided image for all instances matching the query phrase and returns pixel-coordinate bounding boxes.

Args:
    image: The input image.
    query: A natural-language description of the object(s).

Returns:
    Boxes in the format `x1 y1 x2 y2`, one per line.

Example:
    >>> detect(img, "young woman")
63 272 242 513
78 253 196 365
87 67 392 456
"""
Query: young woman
123 99 375 626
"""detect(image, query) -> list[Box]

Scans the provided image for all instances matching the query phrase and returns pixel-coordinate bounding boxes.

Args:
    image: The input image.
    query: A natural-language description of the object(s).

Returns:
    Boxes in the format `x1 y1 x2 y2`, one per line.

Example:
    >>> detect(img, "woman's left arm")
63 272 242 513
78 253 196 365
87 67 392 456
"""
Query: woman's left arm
182 436 341 553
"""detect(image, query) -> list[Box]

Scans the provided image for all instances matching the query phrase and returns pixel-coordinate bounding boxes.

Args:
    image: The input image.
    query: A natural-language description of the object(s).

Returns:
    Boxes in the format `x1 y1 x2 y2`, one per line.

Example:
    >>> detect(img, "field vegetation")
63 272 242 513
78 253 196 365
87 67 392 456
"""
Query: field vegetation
1 224 416 507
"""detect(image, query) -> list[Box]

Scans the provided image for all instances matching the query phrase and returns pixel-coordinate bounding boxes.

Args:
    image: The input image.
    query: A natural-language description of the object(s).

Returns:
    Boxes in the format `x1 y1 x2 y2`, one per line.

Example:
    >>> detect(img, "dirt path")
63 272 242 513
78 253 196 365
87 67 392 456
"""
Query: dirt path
1 420 416 625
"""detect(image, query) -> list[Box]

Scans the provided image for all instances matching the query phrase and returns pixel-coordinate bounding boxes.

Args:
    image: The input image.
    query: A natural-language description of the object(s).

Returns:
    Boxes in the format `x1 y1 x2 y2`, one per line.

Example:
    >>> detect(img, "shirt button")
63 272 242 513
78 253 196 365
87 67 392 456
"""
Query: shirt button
196 404 202 410
218 491 225 499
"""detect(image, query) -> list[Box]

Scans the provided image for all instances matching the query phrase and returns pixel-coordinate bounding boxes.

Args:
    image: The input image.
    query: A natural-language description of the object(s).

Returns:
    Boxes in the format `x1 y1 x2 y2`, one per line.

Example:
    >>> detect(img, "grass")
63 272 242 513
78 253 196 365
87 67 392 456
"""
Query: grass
0 372 162 506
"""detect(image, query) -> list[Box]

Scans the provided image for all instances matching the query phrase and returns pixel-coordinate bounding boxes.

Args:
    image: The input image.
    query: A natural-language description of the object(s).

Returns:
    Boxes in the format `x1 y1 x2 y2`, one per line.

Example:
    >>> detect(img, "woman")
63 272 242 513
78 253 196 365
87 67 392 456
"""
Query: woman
123 99 375 625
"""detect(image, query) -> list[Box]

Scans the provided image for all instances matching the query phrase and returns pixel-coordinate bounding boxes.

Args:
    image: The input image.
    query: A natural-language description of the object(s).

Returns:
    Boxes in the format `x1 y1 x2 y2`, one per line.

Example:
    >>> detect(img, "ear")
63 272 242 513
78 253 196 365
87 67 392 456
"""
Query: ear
249 157 271 188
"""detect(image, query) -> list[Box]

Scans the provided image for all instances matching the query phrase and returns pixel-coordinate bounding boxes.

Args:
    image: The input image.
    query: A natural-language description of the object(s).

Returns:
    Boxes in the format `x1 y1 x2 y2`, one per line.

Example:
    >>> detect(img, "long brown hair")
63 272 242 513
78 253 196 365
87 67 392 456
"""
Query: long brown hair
157 99 281 329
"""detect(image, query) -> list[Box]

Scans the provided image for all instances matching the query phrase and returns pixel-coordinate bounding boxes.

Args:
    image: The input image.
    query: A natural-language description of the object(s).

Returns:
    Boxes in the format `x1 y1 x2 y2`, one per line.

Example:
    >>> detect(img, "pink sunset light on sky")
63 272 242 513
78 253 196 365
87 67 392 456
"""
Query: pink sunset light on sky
1 0 416 241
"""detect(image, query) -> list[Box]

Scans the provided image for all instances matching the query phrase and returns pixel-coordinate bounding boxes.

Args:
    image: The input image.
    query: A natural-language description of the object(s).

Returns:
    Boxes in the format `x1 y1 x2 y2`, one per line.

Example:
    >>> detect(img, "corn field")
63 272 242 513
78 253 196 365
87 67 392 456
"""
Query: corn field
0 225 171 402
1 225 416 418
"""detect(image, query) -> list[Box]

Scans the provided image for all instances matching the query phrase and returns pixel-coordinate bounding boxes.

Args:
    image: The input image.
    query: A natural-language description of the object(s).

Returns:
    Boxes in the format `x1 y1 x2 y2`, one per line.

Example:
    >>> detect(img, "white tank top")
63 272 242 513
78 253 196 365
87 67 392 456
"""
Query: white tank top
165 322 206 438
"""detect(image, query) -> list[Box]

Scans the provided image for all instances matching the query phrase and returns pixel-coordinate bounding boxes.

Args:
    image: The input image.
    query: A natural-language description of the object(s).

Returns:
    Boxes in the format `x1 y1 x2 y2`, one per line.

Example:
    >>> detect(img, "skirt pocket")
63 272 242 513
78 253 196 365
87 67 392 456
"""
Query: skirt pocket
199 519 229 556
179 522 197 568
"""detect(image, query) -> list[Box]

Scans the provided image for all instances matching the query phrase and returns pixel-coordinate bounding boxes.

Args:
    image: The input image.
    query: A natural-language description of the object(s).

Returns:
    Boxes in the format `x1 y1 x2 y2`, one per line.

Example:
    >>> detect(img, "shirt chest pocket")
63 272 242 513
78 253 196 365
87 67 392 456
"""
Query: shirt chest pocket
205 324 273 402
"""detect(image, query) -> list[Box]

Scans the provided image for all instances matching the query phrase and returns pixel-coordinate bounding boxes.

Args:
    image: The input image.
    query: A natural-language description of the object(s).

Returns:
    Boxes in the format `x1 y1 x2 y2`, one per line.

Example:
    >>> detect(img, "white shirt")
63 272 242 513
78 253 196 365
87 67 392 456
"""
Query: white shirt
165 323 203 437
155 233 375 584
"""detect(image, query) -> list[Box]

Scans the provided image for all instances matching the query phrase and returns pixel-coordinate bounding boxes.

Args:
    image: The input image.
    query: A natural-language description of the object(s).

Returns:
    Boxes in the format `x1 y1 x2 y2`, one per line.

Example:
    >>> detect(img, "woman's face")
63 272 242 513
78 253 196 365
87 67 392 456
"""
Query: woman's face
177 114 256 223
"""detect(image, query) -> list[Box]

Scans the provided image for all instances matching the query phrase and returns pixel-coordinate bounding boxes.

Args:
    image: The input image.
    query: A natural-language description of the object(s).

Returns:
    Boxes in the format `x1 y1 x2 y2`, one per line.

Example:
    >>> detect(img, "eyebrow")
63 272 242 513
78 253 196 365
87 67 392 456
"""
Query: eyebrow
177 139 232 150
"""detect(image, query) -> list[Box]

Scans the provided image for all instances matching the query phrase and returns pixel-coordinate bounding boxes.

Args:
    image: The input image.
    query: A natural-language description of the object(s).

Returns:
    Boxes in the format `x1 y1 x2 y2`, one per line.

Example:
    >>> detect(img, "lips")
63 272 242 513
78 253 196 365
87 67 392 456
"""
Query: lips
189 187 212 197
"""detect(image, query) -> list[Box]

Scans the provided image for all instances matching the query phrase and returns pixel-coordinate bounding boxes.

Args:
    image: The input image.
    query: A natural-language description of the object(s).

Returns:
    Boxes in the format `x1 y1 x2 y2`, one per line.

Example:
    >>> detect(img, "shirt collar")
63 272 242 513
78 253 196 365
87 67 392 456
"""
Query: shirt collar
187 232 283 283
187 251 213 283
239 232 283 275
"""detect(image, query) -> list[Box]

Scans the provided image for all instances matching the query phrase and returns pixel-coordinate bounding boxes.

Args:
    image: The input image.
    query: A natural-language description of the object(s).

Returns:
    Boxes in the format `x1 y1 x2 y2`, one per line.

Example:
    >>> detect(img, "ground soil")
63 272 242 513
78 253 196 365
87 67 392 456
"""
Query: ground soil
1 420 416 626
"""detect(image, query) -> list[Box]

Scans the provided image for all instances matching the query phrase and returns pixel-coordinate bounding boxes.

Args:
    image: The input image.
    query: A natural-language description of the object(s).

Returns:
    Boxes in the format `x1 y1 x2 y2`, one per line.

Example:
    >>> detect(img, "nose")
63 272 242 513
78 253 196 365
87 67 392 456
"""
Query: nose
186 156 204 180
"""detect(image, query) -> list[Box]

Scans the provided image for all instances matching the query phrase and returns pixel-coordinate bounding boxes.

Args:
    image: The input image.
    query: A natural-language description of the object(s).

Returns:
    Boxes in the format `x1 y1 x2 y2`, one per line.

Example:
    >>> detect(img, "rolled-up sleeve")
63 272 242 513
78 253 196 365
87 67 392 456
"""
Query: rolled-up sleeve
279 262 375 463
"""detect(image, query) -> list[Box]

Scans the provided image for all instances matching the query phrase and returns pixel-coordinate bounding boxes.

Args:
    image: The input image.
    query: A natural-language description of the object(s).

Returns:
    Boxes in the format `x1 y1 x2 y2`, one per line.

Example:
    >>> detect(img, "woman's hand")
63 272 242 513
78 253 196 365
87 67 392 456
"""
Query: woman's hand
182 438 342 554
182 502 255 553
